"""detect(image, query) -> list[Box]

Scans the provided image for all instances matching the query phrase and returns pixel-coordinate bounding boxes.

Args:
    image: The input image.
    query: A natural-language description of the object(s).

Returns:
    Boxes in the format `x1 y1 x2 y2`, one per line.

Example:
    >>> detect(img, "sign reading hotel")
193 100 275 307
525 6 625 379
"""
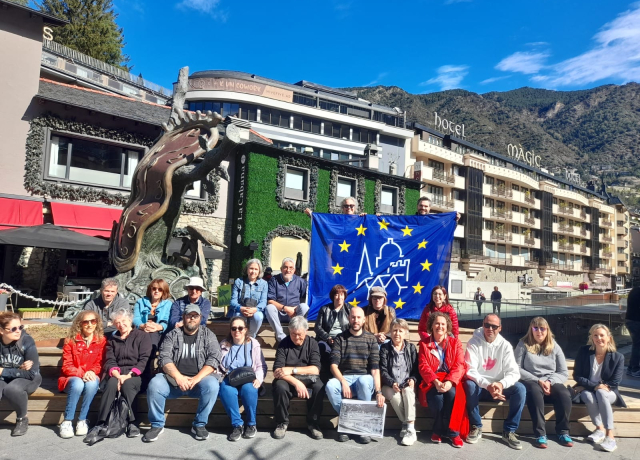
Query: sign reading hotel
434 112 465 138
188 78 294 103
507 143 542 168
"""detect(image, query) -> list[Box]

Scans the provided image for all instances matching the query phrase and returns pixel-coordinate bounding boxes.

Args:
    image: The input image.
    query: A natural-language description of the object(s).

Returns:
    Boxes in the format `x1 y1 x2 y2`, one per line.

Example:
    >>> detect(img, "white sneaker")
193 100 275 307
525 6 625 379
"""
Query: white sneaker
59 420 74 439
76 420 89 436
588 429 606 444
600 437 617 452
401 428 417 446
399 423 407 438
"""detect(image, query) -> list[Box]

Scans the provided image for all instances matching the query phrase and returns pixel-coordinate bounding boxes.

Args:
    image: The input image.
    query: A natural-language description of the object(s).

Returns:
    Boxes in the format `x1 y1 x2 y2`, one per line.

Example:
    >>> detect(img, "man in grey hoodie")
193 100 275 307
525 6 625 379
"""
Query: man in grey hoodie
83 278 130 334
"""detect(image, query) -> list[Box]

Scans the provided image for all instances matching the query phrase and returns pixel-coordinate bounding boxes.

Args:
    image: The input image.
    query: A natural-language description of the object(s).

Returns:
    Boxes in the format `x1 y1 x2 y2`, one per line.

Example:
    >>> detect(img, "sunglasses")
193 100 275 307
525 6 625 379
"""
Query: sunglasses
532 326 547 332
187 287 202 291
483 323 500 330
231 326 245 332
342 204 355 209
5 325 24 333
185 314 200 320
81 319 97 326
151 287 163 292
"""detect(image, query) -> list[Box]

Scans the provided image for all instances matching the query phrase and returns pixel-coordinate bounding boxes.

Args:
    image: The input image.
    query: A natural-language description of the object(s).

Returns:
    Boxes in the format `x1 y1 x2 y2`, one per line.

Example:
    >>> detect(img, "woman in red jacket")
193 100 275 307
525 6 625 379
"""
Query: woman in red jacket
418 312 467 448
58 310 106 439
418 285 459 340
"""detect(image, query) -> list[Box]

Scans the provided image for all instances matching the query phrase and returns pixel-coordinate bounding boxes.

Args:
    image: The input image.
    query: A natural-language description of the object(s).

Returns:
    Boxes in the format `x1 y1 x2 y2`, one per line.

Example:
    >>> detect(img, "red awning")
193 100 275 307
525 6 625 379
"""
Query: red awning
0 198 43 230
50 202 122 238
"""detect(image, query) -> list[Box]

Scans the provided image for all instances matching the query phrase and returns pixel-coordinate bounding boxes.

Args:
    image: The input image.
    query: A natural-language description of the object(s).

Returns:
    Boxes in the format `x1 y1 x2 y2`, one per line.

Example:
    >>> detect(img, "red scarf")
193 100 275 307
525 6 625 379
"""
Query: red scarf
419 372 469 438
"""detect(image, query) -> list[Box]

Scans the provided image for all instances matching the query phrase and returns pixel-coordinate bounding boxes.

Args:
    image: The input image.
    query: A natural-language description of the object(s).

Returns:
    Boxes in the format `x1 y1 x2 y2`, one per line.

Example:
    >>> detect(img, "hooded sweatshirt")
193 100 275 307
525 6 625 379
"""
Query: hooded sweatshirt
0 332 40 381
464 327 519 390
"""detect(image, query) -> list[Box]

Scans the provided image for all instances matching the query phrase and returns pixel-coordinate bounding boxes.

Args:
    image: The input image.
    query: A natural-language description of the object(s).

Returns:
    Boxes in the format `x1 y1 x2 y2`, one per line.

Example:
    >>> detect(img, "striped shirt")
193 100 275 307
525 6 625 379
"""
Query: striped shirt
330 330 379 375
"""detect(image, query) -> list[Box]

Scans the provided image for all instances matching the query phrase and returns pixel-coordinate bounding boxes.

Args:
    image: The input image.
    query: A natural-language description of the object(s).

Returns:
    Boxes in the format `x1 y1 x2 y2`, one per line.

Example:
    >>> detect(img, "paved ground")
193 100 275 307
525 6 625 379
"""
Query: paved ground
0 425 637 460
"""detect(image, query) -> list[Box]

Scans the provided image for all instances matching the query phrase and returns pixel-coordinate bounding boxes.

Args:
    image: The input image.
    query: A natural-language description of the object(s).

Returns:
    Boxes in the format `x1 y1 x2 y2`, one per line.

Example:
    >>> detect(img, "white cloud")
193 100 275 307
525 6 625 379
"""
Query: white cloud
177 0 226 20
480 75 511 85
364 72 389 87
420 65 469 90
495 51 550 75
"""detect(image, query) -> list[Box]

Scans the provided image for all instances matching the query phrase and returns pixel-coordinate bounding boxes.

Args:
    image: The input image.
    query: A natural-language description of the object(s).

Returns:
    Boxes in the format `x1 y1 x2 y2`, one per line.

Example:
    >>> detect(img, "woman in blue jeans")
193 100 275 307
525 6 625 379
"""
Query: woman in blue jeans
229 259 268 338
58 310 106 438
218 317 267 442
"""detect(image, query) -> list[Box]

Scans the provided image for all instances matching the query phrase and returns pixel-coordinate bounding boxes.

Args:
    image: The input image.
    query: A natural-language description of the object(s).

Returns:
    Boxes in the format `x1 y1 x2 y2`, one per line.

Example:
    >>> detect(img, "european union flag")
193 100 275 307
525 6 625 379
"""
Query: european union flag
308 213 457 320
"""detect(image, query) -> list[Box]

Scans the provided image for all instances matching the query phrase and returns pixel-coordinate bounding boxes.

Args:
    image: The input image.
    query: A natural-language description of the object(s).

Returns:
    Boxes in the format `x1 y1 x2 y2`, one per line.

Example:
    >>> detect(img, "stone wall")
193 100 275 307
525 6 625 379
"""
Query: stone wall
10 247 60 295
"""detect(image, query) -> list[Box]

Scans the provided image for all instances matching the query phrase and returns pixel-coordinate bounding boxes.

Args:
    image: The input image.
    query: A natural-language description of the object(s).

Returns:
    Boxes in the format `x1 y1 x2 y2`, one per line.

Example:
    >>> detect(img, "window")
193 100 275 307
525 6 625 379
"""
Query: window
238 104 257 121
380 186 398 214
428 159 445 171
553 197 558 204
484 220 494 230
48 135 142 188
450 279 463 294
336 177 356 206
512 204 519 213
485 243 496 257
284 166 308 201
485 176 494 185
484 197 494 208
553 215 558 223
512 184 520 191
293 93 316 107
512 226 519 234
428 185 443 196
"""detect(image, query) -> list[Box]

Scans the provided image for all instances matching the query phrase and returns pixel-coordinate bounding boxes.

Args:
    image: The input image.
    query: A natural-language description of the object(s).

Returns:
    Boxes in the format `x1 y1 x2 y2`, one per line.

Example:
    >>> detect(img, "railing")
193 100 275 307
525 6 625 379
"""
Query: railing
601 220 613 227
524 194 535 204
580 227 587 236
559 206 574 216
580 245 587 254
430 195 454 209
491 209 513 220
558 242 573 251
432 169 455 185
450 249 461 261
559 263 576 271
490 186 513 198
490 232 512 241
524 236 535 245
558 224 574 234
602 251 613 258
580 212 588 220
602 236 613 243
525 258 539 267
524 216 535 225
487 257 513 266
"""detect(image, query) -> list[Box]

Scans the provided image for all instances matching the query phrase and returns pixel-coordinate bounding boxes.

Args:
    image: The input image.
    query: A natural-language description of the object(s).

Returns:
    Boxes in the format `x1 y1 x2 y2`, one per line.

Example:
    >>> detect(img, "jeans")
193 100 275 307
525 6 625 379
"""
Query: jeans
464 380 525 433
325 374 374 414
521 380 572 436
219 378 258 427
581 389 617 430
63 377 100 421
627 320 640 372
426 386 458 437
230 310 264 338
265 303 309 341
147 374 220 428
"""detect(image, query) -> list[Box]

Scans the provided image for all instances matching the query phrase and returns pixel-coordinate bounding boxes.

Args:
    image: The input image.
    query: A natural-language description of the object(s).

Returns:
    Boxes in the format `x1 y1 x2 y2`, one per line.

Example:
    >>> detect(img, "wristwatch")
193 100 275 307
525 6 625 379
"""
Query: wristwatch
375 390 382 395
293 368 298 375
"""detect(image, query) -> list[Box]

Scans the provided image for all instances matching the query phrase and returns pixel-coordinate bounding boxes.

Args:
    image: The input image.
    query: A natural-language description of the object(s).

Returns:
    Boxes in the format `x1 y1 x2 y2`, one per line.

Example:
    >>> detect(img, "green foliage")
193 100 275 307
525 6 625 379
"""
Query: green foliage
364 179 376 214
7 0 30 5
39 0 130 69
405 188 420 215
18 308 54 312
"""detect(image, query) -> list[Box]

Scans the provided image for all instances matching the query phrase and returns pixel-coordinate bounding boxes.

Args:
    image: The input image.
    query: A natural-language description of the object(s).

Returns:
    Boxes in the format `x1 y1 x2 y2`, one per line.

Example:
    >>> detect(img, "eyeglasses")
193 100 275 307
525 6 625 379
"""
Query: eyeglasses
185 314 200 320
342 204 355 209
483 323 500 330
5 325 24 333
81 319 97 326
231 326 245 332
187 287 202 291
532 326 547 332
151 287 163 292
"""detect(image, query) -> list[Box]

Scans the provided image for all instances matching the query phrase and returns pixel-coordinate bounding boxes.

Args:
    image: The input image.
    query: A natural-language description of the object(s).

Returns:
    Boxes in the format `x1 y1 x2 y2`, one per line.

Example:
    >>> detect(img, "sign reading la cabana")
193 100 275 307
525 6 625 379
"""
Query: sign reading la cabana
507 143 542 168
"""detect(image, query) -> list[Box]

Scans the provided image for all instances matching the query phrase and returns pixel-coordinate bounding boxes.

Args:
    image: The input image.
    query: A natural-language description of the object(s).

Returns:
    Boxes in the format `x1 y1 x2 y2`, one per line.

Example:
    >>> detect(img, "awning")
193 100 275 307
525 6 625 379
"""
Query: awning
50 202 122 238
0 224 109 251
0 198 43 230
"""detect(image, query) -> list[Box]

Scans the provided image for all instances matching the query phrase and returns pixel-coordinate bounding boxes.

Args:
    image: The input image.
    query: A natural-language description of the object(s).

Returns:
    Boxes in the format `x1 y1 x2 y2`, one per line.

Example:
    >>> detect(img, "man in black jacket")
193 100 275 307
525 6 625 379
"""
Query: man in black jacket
626 286 640 377
271 316 323 440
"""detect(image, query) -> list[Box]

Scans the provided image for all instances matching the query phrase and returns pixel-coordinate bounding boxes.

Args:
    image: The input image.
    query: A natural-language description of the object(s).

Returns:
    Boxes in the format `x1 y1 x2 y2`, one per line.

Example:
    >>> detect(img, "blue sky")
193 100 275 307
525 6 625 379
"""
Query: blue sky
105 0 640 94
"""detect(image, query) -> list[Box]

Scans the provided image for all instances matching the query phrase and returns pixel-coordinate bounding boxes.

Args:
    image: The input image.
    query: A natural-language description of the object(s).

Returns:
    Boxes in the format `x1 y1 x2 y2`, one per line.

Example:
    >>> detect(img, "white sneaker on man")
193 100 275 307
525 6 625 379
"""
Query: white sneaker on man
401 428 417 446
59 420 74 439
75 420 89 436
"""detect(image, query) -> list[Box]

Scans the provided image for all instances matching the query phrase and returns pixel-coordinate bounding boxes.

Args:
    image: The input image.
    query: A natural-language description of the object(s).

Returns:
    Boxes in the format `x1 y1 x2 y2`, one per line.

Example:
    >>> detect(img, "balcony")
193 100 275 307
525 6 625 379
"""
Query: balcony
490 186 513 198
558 263 579 272
595 266 610 274
487 257 513 266
524 236 535 246
558 206 574 216
601 219 613 227
558 242 574 251
558 224 575 235
601 251 613 258
490 231 512 242
580 245 587 254
432 169 455 185
580 211 588 220
580 227 587 237
618 253 628 262
491 208 513 220
450 249 461 261
602 235 613 243
428 195 455 210
525 258 539 268
413 137 464 165
524 194 535 205
523 215 535 226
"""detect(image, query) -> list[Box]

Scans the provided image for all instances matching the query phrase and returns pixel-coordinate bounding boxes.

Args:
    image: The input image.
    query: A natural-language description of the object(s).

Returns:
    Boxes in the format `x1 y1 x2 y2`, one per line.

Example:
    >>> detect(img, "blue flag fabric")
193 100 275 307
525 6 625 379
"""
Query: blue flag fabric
308 212 457 320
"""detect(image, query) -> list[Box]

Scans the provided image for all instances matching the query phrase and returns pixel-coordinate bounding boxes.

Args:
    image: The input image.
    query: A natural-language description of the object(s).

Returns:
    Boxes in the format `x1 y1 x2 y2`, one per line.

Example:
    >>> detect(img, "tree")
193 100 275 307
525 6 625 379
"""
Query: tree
7 0 30 5
38 0 130 70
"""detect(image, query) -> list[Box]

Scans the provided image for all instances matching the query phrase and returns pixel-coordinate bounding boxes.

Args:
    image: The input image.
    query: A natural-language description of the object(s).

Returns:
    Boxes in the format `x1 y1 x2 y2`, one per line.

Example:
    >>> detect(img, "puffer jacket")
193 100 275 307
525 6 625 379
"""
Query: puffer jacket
419 335 466 389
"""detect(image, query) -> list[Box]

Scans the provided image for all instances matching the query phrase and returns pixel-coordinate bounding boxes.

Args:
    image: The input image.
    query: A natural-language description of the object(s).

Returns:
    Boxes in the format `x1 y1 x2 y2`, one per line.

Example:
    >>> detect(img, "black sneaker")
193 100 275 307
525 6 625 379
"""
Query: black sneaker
502 431 522 450
127 423 140 438
357 435 371 444
191 425 209 441
142 427 164 442
243 425 257 438
466 425 482 444
308 423 323 440
337 433 350 442
229 425 243 442
11 417 28 437
273 423 288 439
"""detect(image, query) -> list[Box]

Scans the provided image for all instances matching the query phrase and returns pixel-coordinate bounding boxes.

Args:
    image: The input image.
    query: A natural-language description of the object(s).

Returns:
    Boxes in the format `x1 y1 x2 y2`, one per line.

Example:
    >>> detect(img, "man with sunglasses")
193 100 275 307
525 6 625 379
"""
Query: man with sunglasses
463 314 525 450
168 277 212 332
305 197 366 217
83 278 130 334
144 304 221 442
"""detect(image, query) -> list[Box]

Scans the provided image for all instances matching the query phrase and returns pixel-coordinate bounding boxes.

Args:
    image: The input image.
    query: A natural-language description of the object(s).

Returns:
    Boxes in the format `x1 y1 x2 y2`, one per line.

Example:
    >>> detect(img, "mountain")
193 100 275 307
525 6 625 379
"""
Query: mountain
347 83 640 183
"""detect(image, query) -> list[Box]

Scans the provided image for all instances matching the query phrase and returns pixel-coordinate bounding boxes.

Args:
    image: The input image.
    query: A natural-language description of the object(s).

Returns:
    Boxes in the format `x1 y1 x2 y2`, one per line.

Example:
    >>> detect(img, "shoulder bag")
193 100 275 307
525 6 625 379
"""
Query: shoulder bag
227 341 257 387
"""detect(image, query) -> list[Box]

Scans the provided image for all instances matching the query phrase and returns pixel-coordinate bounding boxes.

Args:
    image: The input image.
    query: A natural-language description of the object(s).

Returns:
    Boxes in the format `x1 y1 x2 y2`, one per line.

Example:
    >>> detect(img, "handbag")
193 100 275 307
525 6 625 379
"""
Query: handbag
227 341 256 387
242 282 258 309
568 385 584 404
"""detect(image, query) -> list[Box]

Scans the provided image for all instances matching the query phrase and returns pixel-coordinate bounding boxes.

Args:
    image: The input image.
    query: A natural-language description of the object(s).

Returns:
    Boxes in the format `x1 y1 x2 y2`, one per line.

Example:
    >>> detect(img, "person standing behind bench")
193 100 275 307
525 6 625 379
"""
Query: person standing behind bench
229 259 268 338
325 306 385 444
0 312 42 437
265 258 309 342
272 316 324 440
144 304 221 442
168 277 211 331
490 287 502 315
84 278 130 335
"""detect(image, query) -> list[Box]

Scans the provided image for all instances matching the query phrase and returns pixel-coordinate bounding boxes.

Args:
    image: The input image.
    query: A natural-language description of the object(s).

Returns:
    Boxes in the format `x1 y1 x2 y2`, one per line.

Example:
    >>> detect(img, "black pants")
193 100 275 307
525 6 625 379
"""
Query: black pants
272 377 324 425
426 385 457 436
98 375 142 424
522 380 572 436
492 302 501 314
476 302 483 315
141 332 162 391
0 375 42 419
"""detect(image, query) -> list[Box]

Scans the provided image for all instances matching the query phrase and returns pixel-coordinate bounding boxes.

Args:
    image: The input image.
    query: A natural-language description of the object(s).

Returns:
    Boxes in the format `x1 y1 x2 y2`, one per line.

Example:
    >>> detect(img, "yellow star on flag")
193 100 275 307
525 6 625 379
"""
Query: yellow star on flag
356 224 367 236
332 263 344 275
378 219 389 230
413 282 424 294
401 226 413 237
417 239 428 249
348 298 360 308
421 259 433 271
338 240 351 252
394 298 406 309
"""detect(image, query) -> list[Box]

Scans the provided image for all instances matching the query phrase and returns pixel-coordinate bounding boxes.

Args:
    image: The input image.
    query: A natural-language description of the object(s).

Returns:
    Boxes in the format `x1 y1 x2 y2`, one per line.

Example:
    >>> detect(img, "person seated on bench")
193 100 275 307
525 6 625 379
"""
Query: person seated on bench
315 284 351 381
58 311 106 439
363 287 395 344
574 323 626 453
0 312 41 437
418 285 459 340
143 304 221 443
514 316 573 449
133 279 172 387
229 259 268 338
168 277 211 331
418 312 466 448
325 306 385 445
380 319 419 446
464 314 525 450
272 316 324 440
218 317 267 442
84 278 130 335
265 258 309 343
98 308 151 438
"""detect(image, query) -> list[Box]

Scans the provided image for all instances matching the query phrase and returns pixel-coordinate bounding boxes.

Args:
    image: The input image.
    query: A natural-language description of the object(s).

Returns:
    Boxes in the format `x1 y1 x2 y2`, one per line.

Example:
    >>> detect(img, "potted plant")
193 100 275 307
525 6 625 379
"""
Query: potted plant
18 307 54 319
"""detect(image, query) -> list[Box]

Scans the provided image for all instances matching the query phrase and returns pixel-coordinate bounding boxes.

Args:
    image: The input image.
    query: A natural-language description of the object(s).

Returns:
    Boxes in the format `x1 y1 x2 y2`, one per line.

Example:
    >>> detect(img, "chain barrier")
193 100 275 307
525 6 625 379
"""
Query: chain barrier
0 283 81 307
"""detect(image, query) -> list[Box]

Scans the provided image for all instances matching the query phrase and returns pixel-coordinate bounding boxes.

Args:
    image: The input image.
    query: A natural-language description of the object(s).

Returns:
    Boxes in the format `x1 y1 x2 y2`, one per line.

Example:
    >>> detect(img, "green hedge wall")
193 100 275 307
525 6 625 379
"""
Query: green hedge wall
405 188 420 215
